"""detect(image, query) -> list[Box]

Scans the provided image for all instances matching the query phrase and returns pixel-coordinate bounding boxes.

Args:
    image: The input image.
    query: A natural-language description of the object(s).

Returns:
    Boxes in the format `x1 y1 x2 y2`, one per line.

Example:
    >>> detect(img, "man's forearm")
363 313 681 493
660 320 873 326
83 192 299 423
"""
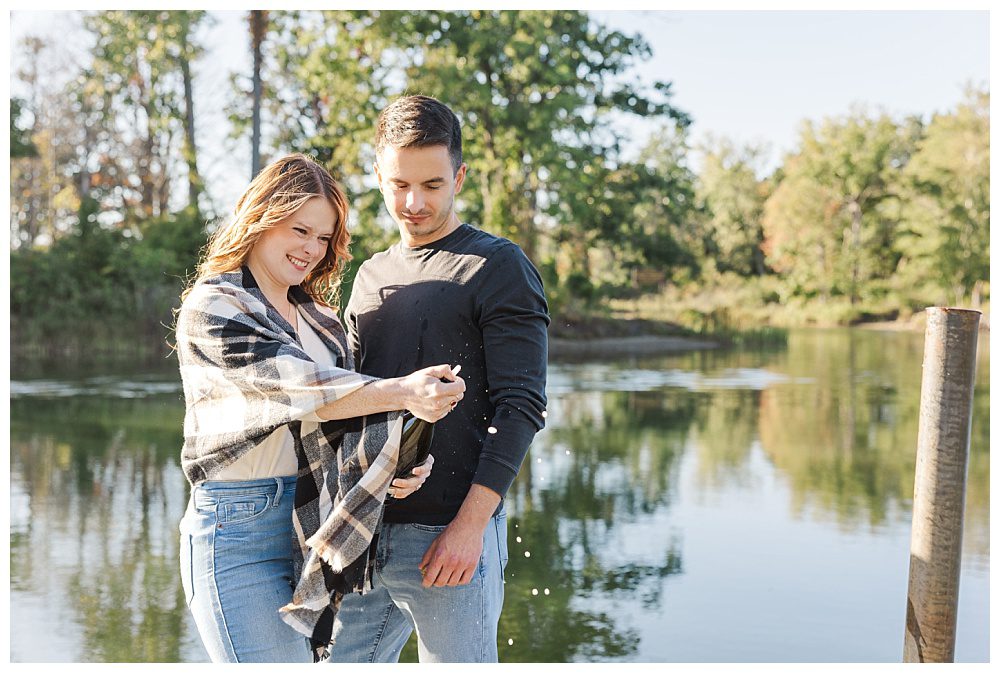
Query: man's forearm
452 483 502 532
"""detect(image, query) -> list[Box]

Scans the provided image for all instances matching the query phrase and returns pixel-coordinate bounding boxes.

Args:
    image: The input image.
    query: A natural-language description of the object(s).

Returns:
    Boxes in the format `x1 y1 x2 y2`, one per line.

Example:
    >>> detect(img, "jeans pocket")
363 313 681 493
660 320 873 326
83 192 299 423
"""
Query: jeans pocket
409 522 448 533
495 513 509 577
217 493 271 525
180 533 195 607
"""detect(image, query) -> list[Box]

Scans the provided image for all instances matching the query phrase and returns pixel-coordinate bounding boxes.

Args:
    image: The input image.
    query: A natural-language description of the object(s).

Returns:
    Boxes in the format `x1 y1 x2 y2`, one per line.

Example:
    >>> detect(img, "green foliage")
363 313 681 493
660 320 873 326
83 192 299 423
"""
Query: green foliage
9 98 36 158
395 10 690 289
629 124 702 276
227 10 395 224
8 10 992 352
896 87 989 306
337 217 398 312
233 10 690 307
762 108 916 303
695 136 770 276
137 205 207 280
10 202 207 352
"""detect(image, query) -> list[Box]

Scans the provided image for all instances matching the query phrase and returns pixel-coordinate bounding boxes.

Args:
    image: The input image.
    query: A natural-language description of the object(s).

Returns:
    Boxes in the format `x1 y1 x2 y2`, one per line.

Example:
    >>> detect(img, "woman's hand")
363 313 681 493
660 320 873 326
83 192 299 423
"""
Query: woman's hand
398 364 465 422
387 454 434 499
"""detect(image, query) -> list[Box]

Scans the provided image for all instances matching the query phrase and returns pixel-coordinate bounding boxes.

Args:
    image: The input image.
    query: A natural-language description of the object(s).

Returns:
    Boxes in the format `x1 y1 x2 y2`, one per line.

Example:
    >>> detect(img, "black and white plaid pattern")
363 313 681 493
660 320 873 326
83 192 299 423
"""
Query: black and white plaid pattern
176 268 402 660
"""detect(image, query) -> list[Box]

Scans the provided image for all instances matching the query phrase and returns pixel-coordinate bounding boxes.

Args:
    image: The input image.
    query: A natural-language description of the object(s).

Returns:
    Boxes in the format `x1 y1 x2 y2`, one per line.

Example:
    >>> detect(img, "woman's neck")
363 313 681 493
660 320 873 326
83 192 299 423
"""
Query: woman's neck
246 260 293 318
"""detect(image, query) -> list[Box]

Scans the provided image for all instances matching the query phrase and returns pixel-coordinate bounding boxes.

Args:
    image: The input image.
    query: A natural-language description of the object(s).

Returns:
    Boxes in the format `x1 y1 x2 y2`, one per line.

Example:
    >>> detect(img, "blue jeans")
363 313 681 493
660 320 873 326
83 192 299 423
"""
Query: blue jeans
179 476 312 663
328 510 509 663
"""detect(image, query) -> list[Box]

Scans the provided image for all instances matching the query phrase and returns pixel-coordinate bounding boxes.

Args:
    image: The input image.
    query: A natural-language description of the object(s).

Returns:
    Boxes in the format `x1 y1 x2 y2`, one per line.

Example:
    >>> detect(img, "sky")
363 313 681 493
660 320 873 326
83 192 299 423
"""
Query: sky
7 8 991 214
593 10 989 158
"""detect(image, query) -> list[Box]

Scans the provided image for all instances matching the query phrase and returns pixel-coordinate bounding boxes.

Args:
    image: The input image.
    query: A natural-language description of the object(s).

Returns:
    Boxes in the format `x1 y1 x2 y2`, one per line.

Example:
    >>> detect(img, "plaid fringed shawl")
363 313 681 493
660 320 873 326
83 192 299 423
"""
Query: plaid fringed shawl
176 267 403 660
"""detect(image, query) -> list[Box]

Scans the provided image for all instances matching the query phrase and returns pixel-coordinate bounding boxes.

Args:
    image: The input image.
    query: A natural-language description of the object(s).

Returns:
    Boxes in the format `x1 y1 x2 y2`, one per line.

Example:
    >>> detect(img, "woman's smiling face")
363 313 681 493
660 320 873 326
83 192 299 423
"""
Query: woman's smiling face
247 196 336 294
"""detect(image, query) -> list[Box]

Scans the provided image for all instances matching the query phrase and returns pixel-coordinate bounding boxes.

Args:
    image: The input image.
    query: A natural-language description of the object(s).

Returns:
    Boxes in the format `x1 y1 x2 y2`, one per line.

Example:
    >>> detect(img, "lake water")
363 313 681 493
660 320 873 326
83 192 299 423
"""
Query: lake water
9 328 989 662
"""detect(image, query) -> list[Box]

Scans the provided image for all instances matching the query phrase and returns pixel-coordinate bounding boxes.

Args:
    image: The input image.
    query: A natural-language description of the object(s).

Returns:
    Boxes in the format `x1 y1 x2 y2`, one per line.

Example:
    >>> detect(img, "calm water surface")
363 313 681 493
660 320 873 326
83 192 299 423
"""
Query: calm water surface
9 328 989 662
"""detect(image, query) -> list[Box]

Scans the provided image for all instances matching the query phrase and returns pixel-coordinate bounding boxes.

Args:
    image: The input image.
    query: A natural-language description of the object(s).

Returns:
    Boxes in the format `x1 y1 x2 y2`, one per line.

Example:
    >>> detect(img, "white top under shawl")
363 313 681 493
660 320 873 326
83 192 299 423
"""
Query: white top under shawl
212 306 337 480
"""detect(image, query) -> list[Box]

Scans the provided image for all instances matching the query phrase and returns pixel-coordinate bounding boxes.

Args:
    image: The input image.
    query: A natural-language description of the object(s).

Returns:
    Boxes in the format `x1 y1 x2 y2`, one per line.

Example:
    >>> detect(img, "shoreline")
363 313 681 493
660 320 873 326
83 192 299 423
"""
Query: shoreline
548 334 720 358
12 315 988 366
856 315 991 333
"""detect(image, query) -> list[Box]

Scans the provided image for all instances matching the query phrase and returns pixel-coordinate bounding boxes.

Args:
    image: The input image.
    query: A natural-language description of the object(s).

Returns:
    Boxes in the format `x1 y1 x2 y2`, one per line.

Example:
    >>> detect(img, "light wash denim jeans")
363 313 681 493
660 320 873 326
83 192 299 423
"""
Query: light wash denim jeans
327 509 509 663
179 476 312 663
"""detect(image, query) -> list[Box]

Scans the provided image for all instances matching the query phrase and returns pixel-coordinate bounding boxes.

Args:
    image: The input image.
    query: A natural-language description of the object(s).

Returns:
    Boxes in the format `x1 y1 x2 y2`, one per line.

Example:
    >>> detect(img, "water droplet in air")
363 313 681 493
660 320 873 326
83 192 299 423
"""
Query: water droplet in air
488 426 498 434
524 551 531 558
544 588 550 595
508 639 514 646
516 536 522 543
531 588 538 596
541 410 548 418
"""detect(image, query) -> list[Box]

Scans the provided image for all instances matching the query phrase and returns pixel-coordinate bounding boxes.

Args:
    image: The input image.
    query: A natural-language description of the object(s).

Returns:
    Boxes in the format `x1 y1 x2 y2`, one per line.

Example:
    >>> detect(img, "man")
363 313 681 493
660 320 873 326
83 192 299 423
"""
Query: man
330 95 549 663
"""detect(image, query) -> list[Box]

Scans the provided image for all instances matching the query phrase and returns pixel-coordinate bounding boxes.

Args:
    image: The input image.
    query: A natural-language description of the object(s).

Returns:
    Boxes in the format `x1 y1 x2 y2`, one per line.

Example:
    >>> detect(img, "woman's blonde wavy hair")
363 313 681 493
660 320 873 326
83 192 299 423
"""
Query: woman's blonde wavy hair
183 153 351 307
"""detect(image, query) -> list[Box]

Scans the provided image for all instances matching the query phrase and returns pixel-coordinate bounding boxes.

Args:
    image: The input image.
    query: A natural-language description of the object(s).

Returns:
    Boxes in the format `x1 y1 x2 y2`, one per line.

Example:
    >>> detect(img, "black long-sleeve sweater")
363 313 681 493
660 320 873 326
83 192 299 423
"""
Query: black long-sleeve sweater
345 224 549 525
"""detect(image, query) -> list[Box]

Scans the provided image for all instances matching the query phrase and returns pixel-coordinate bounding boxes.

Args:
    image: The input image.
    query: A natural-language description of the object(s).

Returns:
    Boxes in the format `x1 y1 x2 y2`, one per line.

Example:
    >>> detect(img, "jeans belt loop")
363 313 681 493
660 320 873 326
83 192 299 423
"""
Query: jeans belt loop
273 477 284 507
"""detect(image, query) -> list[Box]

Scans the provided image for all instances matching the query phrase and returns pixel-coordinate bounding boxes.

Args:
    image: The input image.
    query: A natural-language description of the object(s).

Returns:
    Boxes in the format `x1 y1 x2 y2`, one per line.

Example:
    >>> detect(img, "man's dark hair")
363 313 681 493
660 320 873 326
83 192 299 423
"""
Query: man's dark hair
375 95 463 173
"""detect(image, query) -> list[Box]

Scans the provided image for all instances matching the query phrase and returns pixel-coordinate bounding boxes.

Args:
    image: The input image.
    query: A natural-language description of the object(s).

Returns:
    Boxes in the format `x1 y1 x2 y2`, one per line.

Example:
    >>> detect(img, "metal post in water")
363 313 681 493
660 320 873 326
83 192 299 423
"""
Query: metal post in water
903 307 981 663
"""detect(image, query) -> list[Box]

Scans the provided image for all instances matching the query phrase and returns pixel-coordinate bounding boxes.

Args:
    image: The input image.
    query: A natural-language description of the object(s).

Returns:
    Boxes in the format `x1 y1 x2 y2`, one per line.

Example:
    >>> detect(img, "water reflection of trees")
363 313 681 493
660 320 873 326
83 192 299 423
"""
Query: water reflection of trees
753 329 989 558
11 331 988 662
10 394 194 662
689 389 762 490
498 389 690 662
610 329 989 563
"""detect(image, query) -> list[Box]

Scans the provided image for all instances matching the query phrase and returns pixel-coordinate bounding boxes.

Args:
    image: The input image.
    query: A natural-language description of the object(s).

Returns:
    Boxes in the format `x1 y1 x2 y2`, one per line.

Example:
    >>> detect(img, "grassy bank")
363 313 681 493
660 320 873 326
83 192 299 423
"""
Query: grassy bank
11 308 752 369
21 275 992 368
10 318 178 377
607 274 990 334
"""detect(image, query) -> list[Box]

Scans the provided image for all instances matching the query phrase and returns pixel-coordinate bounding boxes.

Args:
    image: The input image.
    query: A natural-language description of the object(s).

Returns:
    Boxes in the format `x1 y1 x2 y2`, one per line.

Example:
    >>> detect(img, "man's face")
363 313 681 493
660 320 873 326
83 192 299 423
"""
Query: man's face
374 144 467 247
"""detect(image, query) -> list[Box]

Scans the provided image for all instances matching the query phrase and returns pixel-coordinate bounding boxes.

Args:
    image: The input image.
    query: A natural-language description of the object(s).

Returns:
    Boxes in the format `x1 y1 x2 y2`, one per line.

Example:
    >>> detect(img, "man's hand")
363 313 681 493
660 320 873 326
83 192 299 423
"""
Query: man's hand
418 483 501 588
418 518 485 587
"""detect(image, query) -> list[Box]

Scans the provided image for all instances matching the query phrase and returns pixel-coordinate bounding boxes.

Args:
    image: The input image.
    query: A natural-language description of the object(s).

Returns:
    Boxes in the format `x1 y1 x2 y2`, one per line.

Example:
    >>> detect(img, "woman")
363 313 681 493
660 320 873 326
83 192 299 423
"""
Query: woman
175 153 465 663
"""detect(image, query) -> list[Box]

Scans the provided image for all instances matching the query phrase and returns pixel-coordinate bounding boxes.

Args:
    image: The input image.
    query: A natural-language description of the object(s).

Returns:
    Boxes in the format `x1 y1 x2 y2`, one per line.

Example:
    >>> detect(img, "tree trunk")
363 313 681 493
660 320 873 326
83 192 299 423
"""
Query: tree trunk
136 73 157 221
250 10 268 179
477 113 504 237
518 158 539 263
848 199 862 305
179 33 201 215
753 224 767 276
157 147 172 218
140 135 156 219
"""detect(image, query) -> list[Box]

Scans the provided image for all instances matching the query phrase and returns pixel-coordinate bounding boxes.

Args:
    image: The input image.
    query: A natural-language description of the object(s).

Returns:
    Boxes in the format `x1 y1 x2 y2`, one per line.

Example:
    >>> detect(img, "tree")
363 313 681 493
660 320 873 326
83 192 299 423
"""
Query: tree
762 109 915 302
10 35 84 248
235 10 690 290
896 87 989 307
611 123 701 285
10 12 214 351
762 154 841 299
82 10 209 229
390 10 689 268
696 136 770 277
168 11 207 215
229 11 401 222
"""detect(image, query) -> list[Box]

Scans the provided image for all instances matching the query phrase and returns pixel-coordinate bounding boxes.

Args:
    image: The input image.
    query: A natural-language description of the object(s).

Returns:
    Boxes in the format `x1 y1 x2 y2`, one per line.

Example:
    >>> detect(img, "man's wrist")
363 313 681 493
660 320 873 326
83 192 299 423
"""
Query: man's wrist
450 484 502 532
